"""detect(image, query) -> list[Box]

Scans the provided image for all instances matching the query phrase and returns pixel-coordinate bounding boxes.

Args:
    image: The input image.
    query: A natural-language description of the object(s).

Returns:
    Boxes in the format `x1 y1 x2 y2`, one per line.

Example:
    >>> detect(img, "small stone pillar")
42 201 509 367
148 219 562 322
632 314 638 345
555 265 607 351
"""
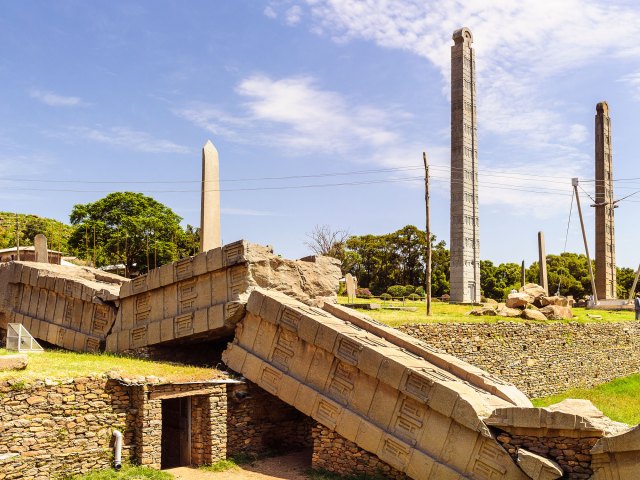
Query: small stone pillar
538 231 548 295
34 234 48 263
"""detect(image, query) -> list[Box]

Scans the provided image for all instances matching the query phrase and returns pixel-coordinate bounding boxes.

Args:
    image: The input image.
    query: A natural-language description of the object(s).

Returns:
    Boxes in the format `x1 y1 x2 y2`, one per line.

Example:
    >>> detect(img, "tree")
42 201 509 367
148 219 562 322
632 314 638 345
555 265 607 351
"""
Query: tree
68 192 185 275
305 224 349 259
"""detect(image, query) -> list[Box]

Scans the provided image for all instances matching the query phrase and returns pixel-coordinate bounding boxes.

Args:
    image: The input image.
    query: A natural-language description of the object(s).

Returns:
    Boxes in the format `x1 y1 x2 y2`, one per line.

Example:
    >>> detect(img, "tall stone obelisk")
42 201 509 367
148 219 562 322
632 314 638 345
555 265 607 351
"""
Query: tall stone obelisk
450 27 480 303
595 102 616 299
200 140 221 252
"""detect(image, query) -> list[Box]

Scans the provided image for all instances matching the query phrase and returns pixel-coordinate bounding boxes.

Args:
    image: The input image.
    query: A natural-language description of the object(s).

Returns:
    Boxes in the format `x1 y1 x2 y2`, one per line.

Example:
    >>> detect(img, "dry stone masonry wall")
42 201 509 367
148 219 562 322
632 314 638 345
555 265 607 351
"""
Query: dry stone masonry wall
398 321 640 397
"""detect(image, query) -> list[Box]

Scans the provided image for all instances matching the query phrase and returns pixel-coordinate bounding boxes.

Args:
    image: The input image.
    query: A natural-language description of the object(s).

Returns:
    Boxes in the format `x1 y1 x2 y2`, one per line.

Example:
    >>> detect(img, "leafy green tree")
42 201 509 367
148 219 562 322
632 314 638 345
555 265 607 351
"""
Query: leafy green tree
68 192 185 275
0 212 72 252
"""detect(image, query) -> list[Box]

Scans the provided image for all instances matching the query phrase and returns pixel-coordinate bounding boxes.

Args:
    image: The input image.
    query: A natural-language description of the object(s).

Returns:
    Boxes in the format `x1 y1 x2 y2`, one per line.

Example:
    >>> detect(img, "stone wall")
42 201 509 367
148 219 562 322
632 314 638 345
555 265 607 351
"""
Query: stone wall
227 382 314 456
399 321 640 397
496 431 598 479
312 425 407 480
0 376 131 479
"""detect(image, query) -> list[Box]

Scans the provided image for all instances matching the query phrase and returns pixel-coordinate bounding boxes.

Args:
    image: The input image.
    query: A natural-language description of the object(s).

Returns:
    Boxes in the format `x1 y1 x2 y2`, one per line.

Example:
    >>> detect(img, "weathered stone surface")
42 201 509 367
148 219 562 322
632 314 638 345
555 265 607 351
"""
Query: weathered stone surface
470 306 497 316
517 449 562 480
107 241 340 352
0 353 28 370
521 309 548 321
496 306 522 318
591 423 640 479
539 305 573 320
34 234 48 263
521 283 546 298
223 289 530 480
0 262 126 352
507 292 533 309
539 296 569 307
200 140 221 252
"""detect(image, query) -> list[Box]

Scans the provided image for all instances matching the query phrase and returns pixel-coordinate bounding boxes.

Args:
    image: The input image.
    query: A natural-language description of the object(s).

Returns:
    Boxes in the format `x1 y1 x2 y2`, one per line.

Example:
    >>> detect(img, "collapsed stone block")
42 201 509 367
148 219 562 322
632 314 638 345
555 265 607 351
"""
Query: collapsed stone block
0 354 28 371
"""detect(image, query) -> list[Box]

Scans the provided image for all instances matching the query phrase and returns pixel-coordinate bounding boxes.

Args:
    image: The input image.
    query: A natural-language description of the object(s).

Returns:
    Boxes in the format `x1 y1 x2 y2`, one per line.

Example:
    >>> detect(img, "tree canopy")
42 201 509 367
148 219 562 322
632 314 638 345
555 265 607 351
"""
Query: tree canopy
0 212 72 252
68 192 197 275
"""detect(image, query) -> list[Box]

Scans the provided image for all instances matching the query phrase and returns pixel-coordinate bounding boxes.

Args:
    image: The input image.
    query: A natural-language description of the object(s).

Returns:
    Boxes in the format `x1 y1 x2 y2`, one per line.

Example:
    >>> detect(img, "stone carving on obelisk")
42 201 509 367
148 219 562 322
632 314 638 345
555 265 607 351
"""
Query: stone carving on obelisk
450 27 480 303
200 140 221 253
594 102 616 299
34 234 48 263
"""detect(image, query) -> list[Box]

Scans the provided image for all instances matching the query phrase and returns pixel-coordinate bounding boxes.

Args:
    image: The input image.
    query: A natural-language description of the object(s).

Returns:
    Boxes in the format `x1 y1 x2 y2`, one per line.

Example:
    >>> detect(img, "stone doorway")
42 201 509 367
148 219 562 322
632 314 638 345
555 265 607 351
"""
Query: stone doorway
161 397 191 468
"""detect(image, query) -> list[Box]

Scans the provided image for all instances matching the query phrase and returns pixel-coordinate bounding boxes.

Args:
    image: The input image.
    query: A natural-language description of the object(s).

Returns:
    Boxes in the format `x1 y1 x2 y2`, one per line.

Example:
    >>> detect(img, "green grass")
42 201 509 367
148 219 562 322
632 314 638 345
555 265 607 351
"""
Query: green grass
337 296 636 327
0 348 222 383
65 465 172 480
532 374 640 425
199 459 240 472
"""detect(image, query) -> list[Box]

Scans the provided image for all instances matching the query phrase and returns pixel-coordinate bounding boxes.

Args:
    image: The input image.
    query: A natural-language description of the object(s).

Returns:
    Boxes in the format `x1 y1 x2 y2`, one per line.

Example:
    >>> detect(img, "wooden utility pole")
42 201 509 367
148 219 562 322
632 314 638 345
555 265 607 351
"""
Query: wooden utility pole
93 224 97 267
15 213 20 261
146 235 150 274
573 178 598 303
521 260 526 287
85 225 89 263
628 263 640 303
423 151 432 316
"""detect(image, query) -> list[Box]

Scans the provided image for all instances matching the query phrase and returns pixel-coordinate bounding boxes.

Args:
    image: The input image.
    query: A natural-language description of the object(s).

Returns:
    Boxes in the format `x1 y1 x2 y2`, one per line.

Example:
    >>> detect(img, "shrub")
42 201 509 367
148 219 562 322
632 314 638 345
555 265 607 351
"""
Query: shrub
387 285 405 298
356 287 373 298
380 293 392 301
441 293 450 302
415 286 425 297
403 285 416 296
407 293 421 301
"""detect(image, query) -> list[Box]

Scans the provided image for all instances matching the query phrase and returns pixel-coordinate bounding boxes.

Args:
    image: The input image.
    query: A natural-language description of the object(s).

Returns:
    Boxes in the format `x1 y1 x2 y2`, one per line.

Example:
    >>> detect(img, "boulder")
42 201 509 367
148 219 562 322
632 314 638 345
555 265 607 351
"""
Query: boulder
469 307 497 316
496 306 522 318
521 309 547 321
539 296 569 307
520 283 546 298
506 292 533 309
0 354 28 371
517 448 563 480
539 305 573 320
483 298 498 306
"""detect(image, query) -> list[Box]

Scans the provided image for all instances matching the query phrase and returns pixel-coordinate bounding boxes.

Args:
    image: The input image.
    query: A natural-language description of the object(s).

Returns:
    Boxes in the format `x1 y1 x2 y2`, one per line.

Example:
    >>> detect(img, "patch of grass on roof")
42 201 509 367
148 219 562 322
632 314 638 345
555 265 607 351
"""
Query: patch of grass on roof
0 348 222 383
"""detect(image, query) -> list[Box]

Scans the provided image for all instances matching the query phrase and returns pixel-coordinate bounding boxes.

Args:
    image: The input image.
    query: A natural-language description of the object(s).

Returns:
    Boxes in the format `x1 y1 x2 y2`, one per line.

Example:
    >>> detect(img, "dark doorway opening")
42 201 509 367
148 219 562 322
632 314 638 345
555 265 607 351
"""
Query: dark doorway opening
161 397 191 468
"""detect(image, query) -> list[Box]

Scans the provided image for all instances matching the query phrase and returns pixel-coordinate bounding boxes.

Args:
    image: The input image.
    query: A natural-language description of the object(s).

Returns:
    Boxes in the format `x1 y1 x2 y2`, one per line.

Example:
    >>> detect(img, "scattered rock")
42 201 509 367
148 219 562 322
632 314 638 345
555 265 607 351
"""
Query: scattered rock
470 307 497 316
0 353 28 371
539 296 569 307
506 292 533 309
539 305 573 320
520 283 547 298
521 309 547 321
517 448 564 480
496 306 522 318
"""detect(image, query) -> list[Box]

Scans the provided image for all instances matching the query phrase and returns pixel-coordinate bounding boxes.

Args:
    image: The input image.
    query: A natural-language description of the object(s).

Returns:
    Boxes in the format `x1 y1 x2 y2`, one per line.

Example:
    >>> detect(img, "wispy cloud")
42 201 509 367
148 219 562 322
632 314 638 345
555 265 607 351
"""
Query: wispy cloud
285 5 302 25
177 74 411 158
60 126 190 154
620 71 640 100
29 89 87 107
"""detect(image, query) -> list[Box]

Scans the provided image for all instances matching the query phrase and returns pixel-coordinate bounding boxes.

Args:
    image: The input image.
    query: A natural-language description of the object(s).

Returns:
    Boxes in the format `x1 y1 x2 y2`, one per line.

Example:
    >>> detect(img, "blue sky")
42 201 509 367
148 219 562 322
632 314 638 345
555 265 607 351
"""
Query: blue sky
2 0 640 268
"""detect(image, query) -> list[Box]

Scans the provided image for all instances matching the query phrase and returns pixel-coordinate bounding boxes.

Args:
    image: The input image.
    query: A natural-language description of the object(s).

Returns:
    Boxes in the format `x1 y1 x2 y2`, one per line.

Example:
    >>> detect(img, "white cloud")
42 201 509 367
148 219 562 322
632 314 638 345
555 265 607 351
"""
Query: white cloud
30 89 86 107
285 5 303 25
620 71 640 100
177 74 410 157
263 6 277 19
63 126 190 154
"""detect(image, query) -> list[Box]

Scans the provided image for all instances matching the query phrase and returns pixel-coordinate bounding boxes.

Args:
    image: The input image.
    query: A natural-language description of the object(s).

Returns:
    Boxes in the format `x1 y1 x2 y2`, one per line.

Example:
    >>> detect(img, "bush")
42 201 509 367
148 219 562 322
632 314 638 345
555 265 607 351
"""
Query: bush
407 293 421 301
387 285 405 298
380 293 392 301
415 286 425 297
403 285 416 296
441 293 450 302
356 287 373 298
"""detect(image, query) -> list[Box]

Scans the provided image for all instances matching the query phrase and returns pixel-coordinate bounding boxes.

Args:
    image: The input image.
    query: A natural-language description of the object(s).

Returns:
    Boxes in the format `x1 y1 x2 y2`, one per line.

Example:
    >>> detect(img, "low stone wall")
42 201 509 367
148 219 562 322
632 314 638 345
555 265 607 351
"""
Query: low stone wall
0 376 130 479
312 425 407 480
399 321 640 397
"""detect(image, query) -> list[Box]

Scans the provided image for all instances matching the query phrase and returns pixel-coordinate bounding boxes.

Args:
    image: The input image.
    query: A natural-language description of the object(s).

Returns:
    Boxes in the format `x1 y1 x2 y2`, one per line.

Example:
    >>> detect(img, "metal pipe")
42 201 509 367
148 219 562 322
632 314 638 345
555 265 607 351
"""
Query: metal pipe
113 430 123 471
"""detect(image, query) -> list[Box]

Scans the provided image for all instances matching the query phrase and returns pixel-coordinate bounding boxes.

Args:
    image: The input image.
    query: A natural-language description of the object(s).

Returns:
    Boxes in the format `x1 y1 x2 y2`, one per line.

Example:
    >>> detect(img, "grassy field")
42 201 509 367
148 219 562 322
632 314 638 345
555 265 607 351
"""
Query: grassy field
533 374 640 426
67 465 172 479
0 348 222 383
337 297 635 327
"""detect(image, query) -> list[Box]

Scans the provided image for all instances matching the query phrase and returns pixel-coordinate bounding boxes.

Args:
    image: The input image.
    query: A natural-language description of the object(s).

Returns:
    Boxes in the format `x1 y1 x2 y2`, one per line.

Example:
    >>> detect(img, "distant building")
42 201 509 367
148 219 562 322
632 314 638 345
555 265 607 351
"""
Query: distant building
0 246 63 264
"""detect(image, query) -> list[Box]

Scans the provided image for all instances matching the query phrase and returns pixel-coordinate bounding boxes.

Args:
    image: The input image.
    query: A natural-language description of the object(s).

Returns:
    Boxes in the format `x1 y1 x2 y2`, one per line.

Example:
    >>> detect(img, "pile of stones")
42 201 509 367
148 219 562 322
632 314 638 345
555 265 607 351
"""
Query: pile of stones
471 283 574 320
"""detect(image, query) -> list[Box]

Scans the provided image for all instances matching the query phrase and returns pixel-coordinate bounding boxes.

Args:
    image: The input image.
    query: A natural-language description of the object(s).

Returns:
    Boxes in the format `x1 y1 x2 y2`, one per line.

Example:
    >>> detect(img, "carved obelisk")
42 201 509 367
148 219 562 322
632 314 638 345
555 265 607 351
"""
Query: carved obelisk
200 140 221 252
595 102 616 299
450 27 480 303
538 231 548 295
34 234 48 263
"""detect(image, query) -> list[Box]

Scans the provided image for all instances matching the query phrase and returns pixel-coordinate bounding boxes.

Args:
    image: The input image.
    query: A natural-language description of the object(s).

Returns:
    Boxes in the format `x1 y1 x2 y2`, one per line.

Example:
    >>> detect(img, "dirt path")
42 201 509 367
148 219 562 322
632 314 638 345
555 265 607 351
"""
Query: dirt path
166 450 312 480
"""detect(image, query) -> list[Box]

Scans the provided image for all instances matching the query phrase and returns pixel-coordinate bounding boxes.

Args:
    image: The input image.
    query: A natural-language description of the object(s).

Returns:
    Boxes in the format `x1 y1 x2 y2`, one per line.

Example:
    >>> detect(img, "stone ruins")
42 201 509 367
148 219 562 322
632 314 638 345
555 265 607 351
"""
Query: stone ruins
594 102 616 300
450 27 480 304
2 27 640 480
